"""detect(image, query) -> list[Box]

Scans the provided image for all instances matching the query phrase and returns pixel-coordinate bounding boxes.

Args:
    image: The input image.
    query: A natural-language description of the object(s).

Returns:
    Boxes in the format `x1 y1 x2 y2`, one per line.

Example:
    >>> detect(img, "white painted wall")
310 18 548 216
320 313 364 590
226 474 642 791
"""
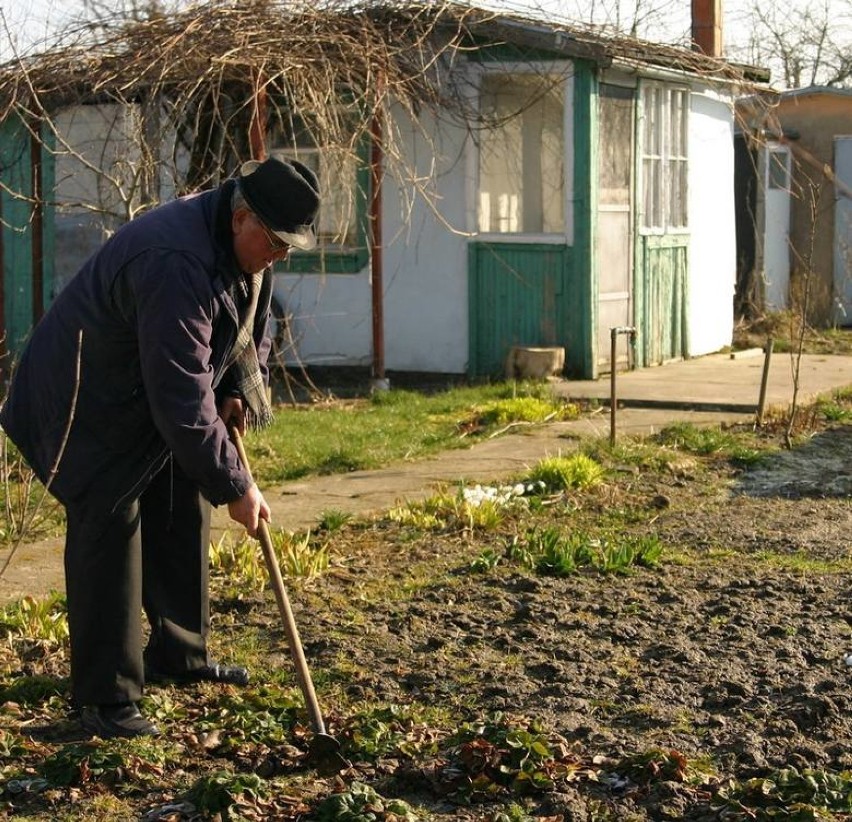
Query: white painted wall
275 102 471 373
687 89 736 357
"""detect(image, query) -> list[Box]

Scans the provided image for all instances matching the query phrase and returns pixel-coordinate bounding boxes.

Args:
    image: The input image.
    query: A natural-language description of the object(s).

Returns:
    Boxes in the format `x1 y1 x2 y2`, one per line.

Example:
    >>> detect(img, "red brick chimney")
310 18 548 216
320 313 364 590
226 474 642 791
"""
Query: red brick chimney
692 0 722 57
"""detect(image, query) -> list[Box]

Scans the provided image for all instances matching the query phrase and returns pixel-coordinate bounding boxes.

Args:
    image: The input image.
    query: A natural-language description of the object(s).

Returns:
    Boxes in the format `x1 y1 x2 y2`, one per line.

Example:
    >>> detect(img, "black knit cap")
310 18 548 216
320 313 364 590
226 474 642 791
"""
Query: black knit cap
238 157 320 250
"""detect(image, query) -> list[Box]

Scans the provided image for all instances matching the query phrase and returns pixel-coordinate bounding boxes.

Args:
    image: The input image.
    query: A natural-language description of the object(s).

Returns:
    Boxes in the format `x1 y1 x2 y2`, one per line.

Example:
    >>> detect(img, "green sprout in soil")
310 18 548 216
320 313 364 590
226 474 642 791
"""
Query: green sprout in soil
210 528 330 594
490 527 663 576
317 509 354 532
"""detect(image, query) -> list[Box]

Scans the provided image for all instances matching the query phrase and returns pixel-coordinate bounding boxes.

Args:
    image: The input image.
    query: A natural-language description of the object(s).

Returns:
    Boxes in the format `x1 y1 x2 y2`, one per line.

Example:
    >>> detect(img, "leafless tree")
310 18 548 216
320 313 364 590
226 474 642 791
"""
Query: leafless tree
728 0 852 89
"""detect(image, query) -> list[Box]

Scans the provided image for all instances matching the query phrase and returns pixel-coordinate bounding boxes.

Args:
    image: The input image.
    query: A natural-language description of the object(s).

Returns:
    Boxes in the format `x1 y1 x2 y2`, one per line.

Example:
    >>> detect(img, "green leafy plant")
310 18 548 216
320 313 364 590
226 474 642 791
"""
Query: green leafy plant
617 748 716 787
655 422 765 465
185 770 266 820
274 528 330 578
0 592 69 644
717 766 852 819
816 398 852 422
315 780 418 821
446 715 588 799
387 496 445 529
523 454 604 493
0 728 31 759
388 489 510 533
39 738 171 787
197 688 299 748
209 533 267 592
0 674 66 705
210 528 329 593
491 804 537 822
530 527 593 576
596 534 664 572
339 704 442 761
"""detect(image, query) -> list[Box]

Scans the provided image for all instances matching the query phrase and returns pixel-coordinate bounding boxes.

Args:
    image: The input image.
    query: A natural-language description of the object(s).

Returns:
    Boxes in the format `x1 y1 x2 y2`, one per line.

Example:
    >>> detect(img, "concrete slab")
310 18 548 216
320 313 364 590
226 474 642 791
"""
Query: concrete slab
555 352 852 412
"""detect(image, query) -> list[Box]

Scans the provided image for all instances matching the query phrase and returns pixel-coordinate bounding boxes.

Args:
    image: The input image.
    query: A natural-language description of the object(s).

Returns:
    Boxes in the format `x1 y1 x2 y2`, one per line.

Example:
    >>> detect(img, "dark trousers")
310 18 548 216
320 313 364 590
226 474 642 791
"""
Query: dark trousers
64 459 211 706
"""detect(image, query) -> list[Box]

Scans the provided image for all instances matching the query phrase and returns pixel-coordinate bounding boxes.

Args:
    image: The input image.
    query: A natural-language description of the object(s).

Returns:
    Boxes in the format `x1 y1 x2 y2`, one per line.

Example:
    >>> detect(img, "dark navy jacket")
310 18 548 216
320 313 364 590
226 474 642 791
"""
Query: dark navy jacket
0 180 271 511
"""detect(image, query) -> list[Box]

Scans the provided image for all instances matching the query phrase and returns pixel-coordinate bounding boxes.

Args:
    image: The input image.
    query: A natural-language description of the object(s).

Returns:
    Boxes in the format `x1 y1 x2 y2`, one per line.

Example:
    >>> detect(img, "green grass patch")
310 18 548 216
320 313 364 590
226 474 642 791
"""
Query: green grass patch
466 395 580 428
246 382 576 485
654 423 766 464
749 550 852 574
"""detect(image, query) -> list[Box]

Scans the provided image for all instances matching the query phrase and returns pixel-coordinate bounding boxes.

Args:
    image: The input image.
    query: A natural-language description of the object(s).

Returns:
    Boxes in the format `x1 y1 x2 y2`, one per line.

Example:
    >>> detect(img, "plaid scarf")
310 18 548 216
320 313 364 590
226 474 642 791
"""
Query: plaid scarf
224 270 274 430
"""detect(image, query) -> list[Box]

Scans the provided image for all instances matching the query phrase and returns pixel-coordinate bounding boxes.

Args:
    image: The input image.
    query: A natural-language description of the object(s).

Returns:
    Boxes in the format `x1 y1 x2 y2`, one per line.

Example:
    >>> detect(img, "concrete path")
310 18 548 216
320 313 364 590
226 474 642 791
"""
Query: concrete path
1 350 850 605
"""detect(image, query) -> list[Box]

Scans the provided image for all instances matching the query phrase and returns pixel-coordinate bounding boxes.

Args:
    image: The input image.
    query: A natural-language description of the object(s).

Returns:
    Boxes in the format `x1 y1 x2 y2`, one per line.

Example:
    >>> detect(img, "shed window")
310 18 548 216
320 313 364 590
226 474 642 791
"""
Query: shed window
641 84 688 231
268 112 368 273
478 74 564 234
767 147 790 191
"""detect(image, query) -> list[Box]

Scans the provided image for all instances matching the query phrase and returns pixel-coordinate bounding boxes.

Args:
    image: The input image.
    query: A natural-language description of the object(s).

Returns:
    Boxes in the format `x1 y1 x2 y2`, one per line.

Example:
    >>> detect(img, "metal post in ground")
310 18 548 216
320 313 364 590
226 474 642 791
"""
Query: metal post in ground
610 326 637 446
756 336 774 426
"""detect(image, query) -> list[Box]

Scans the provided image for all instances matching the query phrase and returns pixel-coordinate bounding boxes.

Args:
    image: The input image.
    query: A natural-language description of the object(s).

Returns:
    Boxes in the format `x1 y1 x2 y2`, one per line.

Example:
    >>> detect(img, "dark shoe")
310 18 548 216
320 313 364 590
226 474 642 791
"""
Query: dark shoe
80 703 160 739
145 661 249 687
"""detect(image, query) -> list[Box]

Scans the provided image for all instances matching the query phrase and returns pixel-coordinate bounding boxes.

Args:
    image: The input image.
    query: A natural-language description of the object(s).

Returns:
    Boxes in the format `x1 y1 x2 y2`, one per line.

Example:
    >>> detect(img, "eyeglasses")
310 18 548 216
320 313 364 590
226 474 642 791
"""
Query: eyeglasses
253 213 291 254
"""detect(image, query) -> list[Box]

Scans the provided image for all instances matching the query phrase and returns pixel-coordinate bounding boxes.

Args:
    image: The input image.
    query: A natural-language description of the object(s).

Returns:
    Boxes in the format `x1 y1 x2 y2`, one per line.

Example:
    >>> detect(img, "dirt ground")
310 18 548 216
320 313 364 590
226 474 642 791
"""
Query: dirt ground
283 423 852 820
4 420 852 820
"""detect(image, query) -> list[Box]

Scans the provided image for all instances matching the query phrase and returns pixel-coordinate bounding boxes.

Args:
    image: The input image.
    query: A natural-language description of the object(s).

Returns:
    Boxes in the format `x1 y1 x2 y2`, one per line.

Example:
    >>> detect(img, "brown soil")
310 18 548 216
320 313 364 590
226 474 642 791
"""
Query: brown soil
4 421 852 820
271 423 852 820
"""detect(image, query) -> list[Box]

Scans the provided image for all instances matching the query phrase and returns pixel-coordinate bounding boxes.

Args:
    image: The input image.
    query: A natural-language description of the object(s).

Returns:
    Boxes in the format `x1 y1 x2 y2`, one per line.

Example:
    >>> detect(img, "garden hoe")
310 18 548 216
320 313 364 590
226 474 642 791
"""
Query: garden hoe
229 426 349 776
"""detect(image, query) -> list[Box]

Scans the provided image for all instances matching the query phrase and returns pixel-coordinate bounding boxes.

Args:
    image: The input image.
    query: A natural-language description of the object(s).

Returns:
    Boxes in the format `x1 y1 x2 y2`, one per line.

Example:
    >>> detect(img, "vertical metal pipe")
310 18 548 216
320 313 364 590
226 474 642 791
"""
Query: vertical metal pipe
369 88 387 390
757 336 774 425
610 328 617 446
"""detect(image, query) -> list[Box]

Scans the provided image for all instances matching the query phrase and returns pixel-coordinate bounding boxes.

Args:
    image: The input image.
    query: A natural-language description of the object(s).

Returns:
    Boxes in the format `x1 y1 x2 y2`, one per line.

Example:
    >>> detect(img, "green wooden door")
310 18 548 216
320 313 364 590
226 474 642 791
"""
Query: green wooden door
636 235 687 365
468 242 576 377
